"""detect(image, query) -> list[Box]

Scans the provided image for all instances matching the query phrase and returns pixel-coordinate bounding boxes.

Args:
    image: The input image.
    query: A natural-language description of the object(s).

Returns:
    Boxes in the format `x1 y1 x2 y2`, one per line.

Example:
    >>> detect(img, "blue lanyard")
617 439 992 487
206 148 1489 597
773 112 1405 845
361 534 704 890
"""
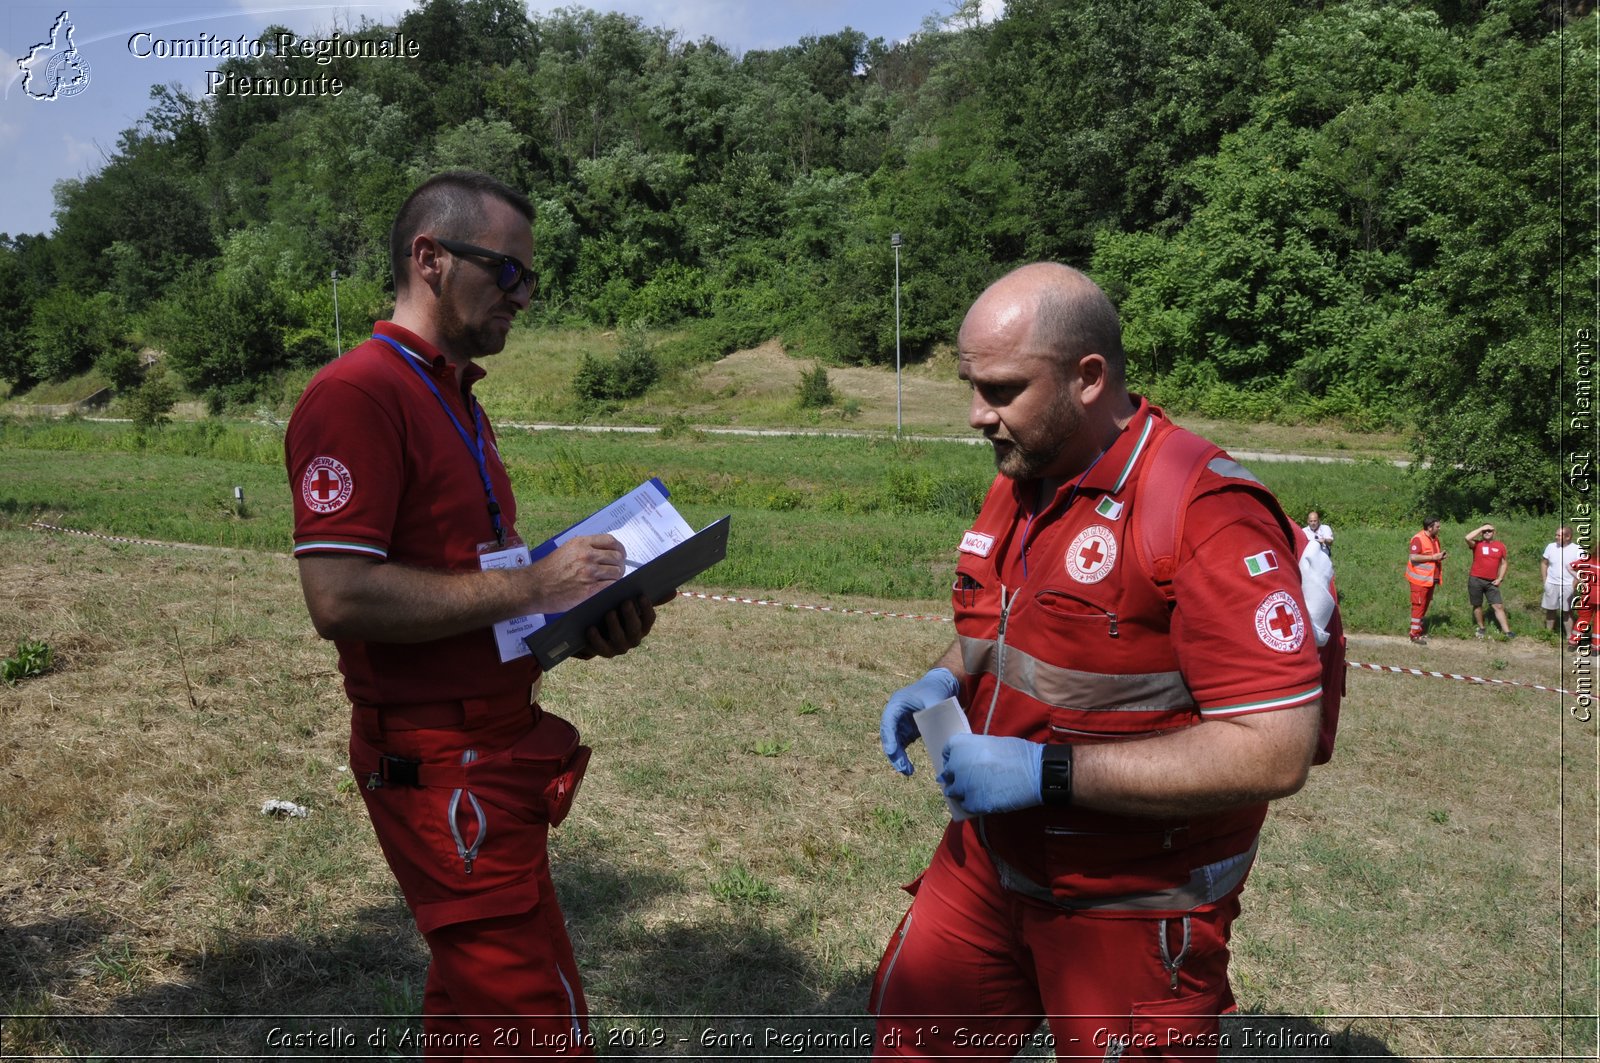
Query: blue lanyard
372 333 505 547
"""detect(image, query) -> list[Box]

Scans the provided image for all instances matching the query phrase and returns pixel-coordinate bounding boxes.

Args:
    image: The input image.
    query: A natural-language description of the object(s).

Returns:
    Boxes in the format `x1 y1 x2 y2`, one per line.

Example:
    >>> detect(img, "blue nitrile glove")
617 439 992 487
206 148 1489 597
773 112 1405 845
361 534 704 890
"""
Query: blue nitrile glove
880 667 960 776
940 734 1044 816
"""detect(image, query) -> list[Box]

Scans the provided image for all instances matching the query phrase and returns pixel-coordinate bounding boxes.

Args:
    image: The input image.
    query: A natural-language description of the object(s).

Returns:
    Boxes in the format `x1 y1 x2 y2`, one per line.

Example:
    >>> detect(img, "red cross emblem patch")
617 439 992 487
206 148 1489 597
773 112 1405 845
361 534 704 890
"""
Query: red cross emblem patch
1066 525 1118 584
301 456 354 514
1253 590 1306 653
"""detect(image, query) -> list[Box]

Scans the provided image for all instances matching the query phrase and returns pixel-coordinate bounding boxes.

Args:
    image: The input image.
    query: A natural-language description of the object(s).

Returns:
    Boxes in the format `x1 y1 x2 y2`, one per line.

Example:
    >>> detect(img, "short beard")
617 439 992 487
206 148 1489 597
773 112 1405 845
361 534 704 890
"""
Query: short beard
994 388 1082 480
436 270 508 361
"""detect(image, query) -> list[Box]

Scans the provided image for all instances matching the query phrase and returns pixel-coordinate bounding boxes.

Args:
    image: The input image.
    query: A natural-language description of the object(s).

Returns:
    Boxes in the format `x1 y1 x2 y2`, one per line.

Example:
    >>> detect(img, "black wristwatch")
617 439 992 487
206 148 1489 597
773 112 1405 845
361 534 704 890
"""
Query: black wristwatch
1040 744 1074 807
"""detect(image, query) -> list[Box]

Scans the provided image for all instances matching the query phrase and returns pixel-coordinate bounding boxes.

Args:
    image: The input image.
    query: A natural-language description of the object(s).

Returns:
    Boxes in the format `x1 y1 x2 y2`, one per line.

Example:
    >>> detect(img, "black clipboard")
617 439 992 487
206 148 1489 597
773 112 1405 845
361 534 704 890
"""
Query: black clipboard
522 516 731 670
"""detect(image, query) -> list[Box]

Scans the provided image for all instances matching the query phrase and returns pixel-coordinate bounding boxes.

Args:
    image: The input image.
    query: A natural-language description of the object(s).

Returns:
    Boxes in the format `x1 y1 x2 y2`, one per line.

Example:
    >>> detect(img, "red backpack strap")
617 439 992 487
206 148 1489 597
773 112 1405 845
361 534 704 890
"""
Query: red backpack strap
1134 426 1222 599
1132 424 1345 764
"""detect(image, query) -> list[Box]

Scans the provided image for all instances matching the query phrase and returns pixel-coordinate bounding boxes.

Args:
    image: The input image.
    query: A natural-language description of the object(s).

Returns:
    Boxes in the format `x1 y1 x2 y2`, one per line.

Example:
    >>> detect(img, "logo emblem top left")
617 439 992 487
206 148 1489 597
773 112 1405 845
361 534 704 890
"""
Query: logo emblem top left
19 11 91 101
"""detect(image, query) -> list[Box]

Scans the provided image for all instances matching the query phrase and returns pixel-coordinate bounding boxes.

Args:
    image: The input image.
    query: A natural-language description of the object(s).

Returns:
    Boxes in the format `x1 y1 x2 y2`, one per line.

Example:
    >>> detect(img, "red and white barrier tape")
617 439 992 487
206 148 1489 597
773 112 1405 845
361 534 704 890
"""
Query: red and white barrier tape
1344 659 1575 697
677 590 1583 698
18 523 1586 698
675 590 952 623
28 521 224 551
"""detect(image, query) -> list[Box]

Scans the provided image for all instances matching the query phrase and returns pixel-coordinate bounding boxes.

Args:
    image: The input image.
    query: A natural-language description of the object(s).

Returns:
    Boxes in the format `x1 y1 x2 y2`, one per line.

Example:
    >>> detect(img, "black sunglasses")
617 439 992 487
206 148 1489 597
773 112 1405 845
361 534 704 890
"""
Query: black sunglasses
425 237 537 295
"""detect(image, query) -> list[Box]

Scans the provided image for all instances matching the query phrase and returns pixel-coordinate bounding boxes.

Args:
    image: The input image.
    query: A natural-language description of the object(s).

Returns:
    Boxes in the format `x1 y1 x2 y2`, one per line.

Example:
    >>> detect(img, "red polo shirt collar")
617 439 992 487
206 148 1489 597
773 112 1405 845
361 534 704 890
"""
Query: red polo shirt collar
1009 395 1160 509
373 320 489 392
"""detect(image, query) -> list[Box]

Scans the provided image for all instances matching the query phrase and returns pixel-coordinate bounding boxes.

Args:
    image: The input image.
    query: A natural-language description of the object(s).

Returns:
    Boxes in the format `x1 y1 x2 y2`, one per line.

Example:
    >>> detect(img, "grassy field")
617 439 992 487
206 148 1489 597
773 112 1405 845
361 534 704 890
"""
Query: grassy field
1 338 1594 1059
0 412 1576 642
2 327 1416 461
0 529 1593 1060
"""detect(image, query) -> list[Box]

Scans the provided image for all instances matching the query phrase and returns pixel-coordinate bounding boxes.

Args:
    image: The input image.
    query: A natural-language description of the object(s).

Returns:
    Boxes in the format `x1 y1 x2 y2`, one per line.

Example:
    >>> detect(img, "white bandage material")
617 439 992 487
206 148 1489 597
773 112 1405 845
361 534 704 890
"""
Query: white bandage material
913 697 973 821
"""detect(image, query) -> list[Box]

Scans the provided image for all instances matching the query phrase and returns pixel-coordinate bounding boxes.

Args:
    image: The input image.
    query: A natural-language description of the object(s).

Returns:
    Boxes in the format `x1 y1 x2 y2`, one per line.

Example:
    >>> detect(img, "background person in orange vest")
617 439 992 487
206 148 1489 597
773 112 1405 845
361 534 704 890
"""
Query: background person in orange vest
1407 517 1447 644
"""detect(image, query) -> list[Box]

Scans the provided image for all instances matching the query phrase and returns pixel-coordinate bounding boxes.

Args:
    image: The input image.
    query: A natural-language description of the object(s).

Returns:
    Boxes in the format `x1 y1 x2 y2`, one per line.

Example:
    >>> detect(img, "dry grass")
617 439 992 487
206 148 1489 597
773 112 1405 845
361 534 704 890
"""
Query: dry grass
0 528 1594 1060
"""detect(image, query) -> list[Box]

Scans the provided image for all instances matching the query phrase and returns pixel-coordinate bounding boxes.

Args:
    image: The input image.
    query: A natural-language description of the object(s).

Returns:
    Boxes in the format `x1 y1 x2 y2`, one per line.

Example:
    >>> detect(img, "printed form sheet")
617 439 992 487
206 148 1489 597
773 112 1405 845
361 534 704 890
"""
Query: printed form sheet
492 479 694 662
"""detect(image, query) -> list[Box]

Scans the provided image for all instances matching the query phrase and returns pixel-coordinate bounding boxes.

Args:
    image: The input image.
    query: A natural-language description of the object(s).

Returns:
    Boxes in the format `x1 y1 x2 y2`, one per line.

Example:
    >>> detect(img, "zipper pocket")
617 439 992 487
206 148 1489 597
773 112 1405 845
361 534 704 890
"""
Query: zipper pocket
1045 824 1187 850
1035 589 1119 637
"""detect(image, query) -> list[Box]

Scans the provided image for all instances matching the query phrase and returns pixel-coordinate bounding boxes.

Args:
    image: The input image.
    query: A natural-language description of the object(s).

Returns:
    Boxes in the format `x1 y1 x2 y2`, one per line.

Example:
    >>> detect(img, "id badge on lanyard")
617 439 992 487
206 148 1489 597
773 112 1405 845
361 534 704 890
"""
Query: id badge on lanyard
374 333 537 663
479 535 541 662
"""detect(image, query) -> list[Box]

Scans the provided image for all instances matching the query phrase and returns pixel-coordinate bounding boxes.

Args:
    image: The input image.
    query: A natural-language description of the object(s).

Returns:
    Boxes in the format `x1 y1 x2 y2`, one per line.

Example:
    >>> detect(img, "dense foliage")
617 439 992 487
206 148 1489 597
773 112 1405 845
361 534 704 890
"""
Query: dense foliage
0 0 1588 513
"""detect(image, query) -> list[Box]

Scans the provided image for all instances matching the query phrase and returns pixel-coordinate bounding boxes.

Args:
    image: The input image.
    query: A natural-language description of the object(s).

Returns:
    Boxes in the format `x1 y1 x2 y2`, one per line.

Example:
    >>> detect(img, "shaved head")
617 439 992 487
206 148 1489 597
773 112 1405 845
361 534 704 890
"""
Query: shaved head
960 263 1126 383
956 263 1136 481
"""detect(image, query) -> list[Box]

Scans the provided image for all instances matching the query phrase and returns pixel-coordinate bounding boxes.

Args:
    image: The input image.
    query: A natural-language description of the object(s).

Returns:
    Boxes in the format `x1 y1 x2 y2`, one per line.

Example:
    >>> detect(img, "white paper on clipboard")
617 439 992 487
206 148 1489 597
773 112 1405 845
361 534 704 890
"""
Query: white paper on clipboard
510 478 730 669
491 478 695 663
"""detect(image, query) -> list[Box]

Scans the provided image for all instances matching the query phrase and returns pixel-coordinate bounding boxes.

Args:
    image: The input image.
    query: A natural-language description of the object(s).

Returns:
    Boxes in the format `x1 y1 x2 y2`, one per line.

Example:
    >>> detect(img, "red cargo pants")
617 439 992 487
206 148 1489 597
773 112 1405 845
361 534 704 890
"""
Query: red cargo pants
351 698 594 1060
870 821 1239 1062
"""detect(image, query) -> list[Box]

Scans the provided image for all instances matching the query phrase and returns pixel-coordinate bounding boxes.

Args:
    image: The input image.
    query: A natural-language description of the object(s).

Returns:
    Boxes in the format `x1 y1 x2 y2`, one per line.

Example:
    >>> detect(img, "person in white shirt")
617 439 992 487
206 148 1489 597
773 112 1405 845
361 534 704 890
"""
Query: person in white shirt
1303 510 1334 556
1541 525 1585 638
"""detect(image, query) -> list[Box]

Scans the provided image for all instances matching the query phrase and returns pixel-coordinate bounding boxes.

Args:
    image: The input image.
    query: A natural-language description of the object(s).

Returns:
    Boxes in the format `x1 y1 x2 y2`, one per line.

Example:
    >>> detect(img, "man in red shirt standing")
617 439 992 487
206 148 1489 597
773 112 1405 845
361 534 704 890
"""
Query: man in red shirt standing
287 171 664 1056
1463 523 1513 640
873 263 1324 1060
1407 518 1447 644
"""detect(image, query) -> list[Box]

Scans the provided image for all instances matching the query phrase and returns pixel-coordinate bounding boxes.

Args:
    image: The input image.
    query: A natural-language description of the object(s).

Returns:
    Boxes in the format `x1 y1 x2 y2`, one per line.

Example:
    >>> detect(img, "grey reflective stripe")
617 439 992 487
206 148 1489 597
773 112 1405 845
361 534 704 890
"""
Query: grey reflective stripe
871 911 914 1015
991 838 1260 912
979 585 1016 736
958 635 1193 712
1207 457 1263 485
556 962 583 1044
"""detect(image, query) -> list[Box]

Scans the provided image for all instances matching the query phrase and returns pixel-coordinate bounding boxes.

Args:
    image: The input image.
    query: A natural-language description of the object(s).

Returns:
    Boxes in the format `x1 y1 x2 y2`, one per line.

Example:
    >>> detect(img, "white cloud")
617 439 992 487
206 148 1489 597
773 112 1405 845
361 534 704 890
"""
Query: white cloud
0 47 18 101
58 132 103 172
216 2 416 25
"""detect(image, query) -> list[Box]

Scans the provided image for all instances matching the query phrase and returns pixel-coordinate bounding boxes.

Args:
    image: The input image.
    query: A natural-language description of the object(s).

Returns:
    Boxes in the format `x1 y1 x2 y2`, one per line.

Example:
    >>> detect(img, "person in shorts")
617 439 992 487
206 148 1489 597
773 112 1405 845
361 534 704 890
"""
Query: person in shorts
1463 523 1512 640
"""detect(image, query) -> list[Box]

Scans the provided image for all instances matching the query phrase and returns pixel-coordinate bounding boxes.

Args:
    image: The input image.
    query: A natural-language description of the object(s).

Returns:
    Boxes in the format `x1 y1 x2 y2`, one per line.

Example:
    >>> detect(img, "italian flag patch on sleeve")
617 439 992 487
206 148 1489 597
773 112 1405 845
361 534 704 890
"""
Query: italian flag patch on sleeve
1244 550 1279 577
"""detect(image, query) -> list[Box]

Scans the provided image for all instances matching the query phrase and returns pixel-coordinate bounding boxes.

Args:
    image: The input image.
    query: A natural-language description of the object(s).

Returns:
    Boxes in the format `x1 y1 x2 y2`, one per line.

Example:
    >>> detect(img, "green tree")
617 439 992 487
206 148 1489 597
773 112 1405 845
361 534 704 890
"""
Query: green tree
49 87 216 306
0 235 53 391
820 101 1027 365
25 287 127 382
1393 14 1586 512
979 0 1287 260
150 230 294 403
572 327 660 401
126 364 178 429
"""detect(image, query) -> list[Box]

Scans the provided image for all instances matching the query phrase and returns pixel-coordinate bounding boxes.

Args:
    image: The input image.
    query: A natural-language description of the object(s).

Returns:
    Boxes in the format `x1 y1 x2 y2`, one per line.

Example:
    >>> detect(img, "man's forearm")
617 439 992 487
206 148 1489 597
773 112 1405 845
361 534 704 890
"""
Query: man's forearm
1068 701 1321 818
299 534 628 644
299 558 540 643
934 640 966 681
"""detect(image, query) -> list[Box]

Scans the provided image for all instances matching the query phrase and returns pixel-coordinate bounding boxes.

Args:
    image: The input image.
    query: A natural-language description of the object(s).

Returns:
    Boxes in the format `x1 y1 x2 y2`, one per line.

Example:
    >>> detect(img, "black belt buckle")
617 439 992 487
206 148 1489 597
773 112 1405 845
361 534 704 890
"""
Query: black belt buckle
368 754 422 790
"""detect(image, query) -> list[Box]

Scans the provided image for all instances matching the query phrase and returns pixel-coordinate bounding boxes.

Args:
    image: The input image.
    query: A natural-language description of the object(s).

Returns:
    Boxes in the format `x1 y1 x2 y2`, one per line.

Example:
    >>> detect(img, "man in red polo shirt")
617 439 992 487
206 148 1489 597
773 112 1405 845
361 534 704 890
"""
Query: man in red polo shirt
1463 523 1513 639
873 264 1324 1060
287 171 662 1057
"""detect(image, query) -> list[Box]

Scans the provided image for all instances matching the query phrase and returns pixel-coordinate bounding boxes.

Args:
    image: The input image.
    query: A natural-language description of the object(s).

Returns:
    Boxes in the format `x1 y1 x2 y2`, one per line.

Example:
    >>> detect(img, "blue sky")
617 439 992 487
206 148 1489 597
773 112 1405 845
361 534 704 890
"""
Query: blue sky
0 0 999 237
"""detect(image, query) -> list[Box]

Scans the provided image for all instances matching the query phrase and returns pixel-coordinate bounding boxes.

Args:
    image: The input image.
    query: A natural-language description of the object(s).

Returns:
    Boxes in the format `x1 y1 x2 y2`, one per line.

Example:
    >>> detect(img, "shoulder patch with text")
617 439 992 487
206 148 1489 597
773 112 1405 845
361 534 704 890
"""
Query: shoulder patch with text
1254 590 1306 653
301 456 355 514
1066 525 1118 584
